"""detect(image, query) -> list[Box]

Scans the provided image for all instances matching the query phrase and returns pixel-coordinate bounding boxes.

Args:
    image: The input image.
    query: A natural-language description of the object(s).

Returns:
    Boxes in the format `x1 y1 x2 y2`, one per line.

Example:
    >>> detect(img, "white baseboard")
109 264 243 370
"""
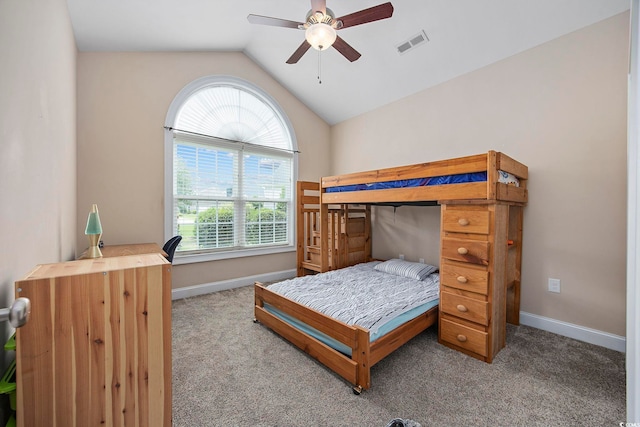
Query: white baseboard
171 269 297 300
519 311 626 353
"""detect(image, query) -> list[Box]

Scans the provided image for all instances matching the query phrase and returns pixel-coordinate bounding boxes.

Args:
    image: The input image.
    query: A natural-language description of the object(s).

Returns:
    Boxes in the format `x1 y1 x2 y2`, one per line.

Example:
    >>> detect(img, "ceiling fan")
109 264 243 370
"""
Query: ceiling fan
247 1 394 64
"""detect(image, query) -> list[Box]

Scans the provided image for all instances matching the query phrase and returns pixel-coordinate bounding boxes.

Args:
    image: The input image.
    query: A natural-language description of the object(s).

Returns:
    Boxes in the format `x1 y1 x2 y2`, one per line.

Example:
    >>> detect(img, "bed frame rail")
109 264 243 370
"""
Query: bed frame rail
369 307 438 366
321 154 488 188
321 151 528 205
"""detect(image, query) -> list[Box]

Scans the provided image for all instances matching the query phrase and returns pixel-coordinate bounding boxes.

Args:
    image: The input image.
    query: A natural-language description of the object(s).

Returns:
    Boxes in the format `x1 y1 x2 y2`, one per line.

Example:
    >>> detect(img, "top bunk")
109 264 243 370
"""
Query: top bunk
320 151 528 206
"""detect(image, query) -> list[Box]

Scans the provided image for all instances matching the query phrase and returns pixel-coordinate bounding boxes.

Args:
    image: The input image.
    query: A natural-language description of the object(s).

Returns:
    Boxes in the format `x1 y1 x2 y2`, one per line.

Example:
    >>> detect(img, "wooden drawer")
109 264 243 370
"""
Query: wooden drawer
440 318 488 357
442 208 490 234
441 291 489 325
441 237 489 265
440 259 489 295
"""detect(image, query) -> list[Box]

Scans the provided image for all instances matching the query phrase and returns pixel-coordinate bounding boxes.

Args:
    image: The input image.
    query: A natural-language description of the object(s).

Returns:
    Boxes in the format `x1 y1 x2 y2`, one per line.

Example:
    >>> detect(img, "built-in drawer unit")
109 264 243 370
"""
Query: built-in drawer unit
438 202 519 363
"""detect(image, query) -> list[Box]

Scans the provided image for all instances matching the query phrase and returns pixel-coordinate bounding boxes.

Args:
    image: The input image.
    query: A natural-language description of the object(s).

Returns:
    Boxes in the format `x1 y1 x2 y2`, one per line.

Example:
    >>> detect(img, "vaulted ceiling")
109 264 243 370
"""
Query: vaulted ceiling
67 0 630 125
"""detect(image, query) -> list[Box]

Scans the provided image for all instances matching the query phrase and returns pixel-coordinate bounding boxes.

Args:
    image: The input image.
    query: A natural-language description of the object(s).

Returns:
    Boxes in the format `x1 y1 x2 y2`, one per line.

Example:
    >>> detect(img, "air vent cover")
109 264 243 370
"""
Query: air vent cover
396 30 429 55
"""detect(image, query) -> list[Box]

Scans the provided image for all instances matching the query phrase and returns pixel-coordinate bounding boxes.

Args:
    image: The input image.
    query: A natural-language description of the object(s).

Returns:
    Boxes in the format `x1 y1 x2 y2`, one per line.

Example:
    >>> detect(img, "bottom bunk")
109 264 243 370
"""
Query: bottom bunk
253 260 440 393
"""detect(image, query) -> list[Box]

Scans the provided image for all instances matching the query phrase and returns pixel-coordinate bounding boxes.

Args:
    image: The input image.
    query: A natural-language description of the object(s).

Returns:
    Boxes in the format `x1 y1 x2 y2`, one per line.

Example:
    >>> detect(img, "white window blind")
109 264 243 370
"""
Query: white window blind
168 80 295 257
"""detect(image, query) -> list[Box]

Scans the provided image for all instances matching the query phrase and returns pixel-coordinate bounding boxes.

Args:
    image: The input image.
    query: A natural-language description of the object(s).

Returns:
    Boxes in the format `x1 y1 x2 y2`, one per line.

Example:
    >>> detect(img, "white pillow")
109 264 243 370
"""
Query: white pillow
374 259 438 281
498 170 520 186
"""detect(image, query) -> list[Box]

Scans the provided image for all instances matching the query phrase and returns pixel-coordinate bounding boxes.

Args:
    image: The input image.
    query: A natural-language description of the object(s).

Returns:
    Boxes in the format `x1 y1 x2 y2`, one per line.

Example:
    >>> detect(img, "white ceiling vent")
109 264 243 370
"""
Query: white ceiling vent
396 30 429 55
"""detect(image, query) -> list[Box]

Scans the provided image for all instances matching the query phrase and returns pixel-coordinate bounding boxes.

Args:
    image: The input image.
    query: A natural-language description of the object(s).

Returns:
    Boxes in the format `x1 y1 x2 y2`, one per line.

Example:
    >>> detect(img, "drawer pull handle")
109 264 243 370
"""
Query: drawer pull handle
457 247 468 255
456 334 468 342
456 304 468 313
457 276 468 284
458 218 470 226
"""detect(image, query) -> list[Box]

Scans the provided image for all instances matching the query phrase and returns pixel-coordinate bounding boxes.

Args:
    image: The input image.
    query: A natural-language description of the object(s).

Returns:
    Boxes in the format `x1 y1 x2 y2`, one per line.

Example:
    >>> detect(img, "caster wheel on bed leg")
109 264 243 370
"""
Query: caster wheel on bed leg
352 385 362 395
253 318 259 323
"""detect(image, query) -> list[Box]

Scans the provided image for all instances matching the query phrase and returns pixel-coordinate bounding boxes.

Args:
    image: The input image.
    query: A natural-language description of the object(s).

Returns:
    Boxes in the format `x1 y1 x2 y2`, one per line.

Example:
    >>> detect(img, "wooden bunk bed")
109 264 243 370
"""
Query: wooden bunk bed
254 150 528 393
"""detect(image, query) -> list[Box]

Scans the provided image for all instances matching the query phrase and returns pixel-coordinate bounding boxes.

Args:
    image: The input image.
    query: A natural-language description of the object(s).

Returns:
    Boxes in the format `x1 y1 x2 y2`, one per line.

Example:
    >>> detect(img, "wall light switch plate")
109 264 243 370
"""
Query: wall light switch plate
548 278 561 293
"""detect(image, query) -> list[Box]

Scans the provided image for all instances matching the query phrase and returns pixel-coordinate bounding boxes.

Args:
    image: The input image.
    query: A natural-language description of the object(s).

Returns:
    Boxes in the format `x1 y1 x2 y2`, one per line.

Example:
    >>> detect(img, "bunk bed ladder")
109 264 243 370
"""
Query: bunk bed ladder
297 181 322 276
296 181 372 276
296 180 341 274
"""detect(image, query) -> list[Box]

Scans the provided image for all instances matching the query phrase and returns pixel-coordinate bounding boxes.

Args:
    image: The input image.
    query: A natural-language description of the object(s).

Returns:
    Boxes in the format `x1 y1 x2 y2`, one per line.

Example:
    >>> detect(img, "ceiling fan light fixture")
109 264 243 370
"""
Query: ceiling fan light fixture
305 23 337 51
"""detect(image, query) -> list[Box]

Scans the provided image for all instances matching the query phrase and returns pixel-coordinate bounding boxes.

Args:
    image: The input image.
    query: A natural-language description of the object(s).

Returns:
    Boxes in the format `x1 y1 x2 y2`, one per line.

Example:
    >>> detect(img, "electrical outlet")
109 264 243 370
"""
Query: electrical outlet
548 278 561 293
399 254 405 260
419 258 425 264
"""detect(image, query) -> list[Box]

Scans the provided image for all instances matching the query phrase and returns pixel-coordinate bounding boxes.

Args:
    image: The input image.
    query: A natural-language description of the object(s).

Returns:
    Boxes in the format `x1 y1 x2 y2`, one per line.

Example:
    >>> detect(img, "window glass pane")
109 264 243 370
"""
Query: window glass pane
196 201 235 249
245 203 288 246
175 142 238 199
176 199 235 250
243 152 291 201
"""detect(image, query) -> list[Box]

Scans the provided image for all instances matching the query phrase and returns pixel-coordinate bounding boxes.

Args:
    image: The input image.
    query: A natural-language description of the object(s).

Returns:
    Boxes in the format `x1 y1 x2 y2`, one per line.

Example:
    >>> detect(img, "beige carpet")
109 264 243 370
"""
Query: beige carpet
172 285 625 426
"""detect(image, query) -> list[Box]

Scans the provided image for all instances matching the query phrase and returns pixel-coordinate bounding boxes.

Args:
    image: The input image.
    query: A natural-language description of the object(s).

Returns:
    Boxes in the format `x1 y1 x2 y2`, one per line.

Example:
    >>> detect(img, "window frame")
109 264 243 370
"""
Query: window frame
164 75 298 265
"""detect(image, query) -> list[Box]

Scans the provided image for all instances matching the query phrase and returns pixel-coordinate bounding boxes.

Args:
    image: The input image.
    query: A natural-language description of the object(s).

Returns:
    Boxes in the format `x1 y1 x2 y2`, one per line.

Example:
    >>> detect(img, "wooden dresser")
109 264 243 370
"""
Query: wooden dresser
14 250 172 426
438 201 524 362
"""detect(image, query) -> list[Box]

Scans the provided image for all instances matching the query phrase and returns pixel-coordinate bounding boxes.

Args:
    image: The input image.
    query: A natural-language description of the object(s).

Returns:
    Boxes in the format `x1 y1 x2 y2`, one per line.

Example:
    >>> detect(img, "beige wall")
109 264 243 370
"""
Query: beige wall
0 0 77 359
76 52 331 288
331 13 628 336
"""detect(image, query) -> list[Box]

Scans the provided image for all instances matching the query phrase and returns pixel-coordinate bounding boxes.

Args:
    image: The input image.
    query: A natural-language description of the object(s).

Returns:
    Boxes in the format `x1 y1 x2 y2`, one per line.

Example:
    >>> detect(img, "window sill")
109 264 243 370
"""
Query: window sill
172 245 295 265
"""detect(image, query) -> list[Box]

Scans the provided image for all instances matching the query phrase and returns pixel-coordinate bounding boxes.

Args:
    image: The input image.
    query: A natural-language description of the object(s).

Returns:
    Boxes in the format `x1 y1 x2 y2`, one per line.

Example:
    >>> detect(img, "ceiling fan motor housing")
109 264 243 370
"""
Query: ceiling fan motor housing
305 7 337 27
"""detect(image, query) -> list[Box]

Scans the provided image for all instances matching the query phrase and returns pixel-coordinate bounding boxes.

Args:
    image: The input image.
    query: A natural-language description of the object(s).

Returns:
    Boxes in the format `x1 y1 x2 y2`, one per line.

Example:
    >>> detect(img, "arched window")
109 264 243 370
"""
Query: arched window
164 76 297 263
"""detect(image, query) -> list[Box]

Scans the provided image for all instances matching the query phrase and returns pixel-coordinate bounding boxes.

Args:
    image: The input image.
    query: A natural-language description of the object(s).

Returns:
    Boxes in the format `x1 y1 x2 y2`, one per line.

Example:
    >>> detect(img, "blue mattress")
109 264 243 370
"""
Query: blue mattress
325 171 488 193
264 299 439 356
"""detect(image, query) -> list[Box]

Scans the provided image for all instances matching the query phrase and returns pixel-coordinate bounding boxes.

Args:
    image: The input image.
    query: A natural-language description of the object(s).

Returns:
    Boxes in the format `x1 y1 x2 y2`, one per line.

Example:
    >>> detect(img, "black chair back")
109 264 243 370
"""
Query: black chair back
162 235 182 263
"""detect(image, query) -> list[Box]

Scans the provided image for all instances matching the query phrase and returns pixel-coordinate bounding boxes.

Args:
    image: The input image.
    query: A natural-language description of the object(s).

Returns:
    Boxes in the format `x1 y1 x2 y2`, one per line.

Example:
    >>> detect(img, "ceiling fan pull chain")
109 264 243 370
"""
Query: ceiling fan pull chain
317 50 322 84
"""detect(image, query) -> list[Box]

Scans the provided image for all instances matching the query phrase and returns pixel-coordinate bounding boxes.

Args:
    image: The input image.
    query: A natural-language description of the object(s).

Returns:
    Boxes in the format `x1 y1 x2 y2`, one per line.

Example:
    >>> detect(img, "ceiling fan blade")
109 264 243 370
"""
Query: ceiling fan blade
336 2 394 29
247 14 304 29
286 40 312 64
310 0 326 15
332 36 361 62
